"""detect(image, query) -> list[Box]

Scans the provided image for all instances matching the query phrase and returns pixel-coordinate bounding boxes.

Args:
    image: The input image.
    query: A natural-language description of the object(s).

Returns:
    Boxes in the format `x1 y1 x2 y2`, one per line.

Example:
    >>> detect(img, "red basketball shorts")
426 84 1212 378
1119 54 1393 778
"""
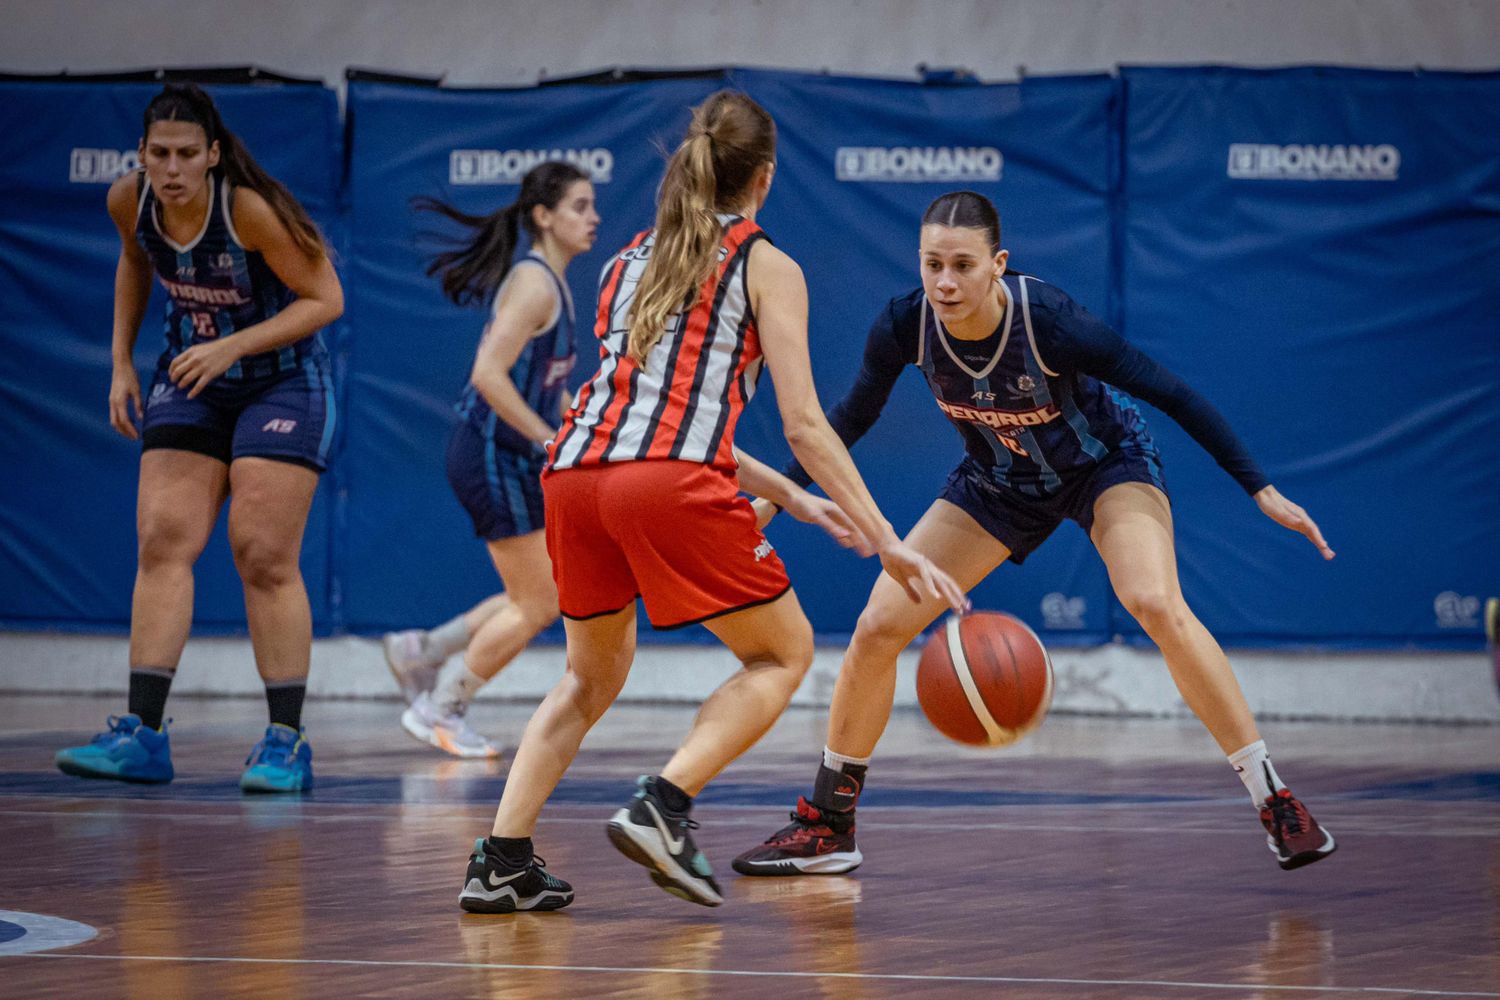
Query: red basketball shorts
542 460 791 630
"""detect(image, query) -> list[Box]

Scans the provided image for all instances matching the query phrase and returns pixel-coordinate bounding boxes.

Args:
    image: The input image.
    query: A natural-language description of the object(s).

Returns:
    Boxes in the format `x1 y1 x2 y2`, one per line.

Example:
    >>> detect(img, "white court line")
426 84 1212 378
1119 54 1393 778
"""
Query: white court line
12 952 1500 997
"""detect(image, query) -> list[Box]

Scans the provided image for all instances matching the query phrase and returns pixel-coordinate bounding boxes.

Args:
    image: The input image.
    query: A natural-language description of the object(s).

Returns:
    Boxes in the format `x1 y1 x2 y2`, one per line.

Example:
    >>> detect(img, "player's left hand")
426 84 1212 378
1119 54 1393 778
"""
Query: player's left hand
168 339 242 399
1254 485 1335 560
776 490 875 557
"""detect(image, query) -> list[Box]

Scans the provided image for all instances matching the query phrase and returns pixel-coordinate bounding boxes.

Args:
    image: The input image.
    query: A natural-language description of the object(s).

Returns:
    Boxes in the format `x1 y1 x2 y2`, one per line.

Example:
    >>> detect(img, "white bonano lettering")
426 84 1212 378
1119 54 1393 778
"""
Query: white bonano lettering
835 146 1003 183
1226 143 1400 181
69 148 140 183
450 148 614 185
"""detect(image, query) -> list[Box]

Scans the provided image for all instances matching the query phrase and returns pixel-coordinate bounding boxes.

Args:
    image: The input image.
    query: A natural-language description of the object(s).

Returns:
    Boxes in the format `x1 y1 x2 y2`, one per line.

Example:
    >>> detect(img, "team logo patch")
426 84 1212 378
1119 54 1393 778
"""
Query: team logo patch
753 539 774 562
1005 375 1037 398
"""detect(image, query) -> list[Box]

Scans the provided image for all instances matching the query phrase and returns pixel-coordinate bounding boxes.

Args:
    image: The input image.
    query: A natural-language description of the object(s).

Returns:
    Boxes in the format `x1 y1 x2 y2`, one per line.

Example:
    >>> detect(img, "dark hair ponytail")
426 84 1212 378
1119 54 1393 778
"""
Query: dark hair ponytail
413 160 590 308
143 82 327 259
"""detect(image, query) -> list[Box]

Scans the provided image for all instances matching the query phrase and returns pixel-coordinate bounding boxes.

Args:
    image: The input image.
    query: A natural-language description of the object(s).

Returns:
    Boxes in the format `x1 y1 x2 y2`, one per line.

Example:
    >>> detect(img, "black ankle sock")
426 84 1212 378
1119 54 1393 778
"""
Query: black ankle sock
812 761 866 814
265 682 306 730
128 669 174 731
486 835 533 868
652 775 693 814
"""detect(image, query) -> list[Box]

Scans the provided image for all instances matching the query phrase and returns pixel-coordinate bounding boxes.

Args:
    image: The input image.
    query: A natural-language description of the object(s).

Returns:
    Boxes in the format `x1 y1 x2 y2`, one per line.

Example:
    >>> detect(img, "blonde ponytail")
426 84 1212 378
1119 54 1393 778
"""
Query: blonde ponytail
627 91 777 364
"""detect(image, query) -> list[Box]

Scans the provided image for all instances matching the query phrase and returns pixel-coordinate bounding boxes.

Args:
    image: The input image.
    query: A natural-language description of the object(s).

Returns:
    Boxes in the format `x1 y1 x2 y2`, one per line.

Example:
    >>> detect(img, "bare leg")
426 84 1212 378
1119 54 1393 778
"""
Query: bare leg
1089 482 1258 753
657 590 818 796
129 450 229 669
491 605 637 837
824 500 1008 759
464 530 559 683
227 458 319 686
461 593 511 635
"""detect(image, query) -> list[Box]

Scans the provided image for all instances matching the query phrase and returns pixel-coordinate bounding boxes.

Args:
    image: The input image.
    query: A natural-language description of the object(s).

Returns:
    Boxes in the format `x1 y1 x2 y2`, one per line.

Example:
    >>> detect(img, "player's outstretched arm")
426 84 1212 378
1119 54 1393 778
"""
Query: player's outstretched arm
1254 485 1335 560
734 447 873 555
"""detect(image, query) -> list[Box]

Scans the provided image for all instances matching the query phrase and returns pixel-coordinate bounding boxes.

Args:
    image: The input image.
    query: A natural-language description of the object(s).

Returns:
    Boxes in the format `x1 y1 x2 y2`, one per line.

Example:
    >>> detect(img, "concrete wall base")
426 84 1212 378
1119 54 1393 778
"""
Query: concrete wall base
3 633 1496 724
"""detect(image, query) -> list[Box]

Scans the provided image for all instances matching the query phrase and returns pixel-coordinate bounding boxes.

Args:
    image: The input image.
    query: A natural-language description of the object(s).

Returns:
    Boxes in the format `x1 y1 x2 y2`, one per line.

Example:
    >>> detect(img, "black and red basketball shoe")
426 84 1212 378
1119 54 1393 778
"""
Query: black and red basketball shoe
1260 788 1337 870
732 796 863 876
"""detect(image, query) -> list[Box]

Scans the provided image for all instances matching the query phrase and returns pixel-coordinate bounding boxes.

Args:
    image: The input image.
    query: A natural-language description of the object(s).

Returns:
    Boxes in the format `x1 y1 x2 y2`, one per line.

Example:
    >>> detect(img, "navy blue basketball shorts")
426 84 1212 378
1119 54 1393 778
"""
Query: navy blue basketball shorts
141 362 336 473
939 447 1167 564
446 420 546 542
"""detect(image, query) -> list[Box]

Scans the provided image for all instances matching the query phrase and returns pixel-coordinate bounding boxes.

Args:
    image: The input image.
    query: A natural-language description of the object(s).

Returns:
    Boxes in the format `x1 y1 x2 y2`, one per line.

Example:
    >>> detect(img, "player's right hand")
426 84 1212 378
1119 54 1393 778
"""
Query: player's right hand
879 541 970 612
109 365 142 440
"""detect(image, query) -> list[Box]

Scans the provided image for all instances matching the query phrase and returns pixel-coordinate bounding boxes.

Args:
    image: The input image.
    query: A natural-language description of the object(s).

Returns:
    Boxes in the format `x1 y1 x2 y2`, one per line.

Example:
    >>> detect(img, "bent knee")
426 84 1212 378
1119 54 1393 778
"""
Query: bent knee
514 595 561 634
742 616 815 676
1118 588 1188 631
136 515 206 570
231 539 300 591
564 664 629 718
851 607 925 658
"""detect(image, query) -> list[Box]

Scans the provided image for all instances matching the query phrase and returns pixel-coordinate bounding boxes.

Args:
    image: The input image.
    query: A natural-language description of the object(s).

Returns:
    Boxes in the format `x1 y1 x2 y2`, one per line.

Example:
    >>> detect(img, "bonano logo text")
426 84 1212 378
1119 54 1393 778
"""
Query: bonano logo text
1226 143 1400 181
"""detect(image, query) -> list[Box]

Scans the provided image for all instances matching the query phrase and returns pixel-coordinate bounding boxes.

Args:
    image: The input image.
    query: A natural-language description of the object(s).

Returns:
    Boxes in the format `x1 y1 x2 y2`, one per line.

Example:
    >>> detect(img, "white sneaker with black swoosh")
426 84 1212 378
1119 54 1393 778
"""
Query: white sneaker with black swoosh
458 837 573 913
606 775 723 907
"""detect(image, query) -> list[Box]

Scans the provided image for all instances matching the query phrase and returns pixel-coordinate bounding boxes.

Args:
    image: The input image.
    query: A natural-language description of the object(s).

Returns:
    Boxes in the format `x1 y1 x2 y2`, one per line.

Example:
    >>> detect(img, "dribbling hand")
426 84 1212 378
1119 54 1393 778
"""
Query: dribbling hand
879 541 970 612
1254 485 1335 560
108 365 142 440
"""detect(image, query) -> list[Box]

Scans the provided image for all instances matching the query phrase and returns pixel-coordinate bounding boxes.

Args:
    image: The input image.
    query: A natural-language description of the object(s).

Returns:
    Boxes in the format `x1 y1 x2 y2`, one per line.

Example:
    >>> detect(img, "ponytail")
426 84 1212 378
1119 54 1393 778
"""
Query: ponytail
413 199 523 307
143 82 326 259
627 91 776 364
627 130 724 361
414 159 590 308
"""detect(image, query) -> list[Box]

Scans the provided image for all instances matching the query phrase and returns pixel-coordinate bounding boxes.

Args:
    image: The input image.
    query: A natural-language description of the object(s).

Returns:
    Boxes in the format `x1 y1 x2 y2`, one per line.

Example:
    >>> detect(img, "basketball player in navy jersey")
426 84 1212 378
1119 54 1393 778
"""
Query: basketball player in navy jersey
735 190 1338 876
380 162 599 758
55 83 343 792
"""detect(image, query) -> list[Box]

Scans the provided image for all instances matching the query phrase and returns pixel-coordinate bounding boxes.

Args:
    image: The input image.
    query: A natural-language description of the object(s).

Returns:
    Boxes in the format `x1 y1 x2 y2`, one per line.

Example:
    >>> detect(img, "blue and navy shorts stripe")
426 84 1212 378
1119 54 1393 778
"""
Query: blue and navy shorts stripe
446 420 546 541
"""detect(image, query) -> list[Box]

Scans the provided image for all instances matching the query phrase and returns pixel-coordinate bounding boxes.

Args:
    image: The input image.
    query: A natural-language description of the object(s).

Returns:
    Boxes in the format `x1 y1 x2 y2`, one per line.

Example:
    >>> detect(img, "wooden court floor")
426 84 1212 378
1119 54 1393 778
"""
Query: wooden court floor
1 693 1497 998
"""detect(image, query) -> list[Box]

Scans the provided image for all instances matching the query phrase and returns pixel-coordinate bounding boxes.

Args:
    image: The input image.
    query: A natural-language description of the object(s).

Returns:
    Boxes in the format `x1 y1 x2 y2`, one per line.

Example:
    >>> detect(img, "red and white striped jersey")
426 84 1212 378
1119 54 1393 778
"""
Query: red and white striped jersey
547 215 767 473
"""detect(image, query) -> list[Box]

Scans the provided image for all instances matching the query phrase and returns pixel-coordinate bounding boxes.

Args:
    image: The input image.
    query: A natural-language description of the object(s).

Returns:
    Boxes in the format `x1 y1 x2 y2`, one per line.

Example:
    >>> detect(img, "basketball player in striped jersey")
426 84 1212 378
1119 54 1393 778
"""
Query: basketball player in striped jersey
458 91 967 913
734 191 1337 877
381 162 598 758
54 83 343 792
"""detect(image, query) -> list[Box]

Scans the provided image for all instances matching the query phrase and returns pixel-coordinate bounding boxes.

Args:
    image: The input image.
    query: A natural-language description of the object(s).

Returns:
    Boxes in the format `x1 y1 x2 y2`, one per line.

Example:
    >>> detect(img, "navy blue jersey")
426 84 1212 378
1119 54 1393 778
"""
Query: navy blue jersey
790 275 1267 497
455 254 577 455
134 171 323 381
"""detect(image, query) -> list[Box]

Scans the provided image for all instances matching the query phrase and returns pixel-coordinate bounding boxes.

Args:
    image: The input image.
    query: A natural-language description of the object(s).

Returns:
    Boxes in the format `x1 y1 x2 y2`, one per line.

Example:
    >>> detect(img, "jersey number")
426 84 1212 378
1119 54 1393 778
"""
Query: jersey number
996 433 1031 458
190 312 219 341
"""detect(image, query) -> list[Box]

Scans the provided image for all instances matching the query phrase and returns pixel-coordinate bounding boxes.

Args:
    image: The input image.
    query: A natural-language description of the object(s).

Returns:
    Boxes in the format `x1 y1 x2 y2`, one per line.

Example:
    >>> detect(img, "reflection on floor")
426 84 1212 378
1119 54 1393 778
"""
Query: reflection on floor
2 695 1498 998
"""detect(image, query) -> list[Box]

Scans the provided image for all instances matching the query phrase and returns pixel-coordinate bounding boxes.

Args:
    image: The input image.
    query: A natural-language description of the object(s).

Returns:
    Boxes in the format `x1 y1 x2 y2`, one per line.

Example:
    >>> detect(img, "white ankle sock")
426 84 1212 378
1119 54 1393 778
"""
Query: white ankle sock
434 662 486 714
1228 739 1286 806
823 746 872 771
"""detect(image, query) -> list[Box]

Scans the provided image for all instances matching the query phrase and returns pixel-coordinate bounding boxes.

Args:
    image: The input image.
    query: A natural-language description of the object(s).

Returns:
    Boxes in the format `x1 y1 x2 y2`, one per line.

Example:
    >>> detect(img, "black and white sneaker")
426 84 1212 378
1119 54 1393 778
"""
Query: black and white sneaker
606 775 723 907
458 837 573 913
